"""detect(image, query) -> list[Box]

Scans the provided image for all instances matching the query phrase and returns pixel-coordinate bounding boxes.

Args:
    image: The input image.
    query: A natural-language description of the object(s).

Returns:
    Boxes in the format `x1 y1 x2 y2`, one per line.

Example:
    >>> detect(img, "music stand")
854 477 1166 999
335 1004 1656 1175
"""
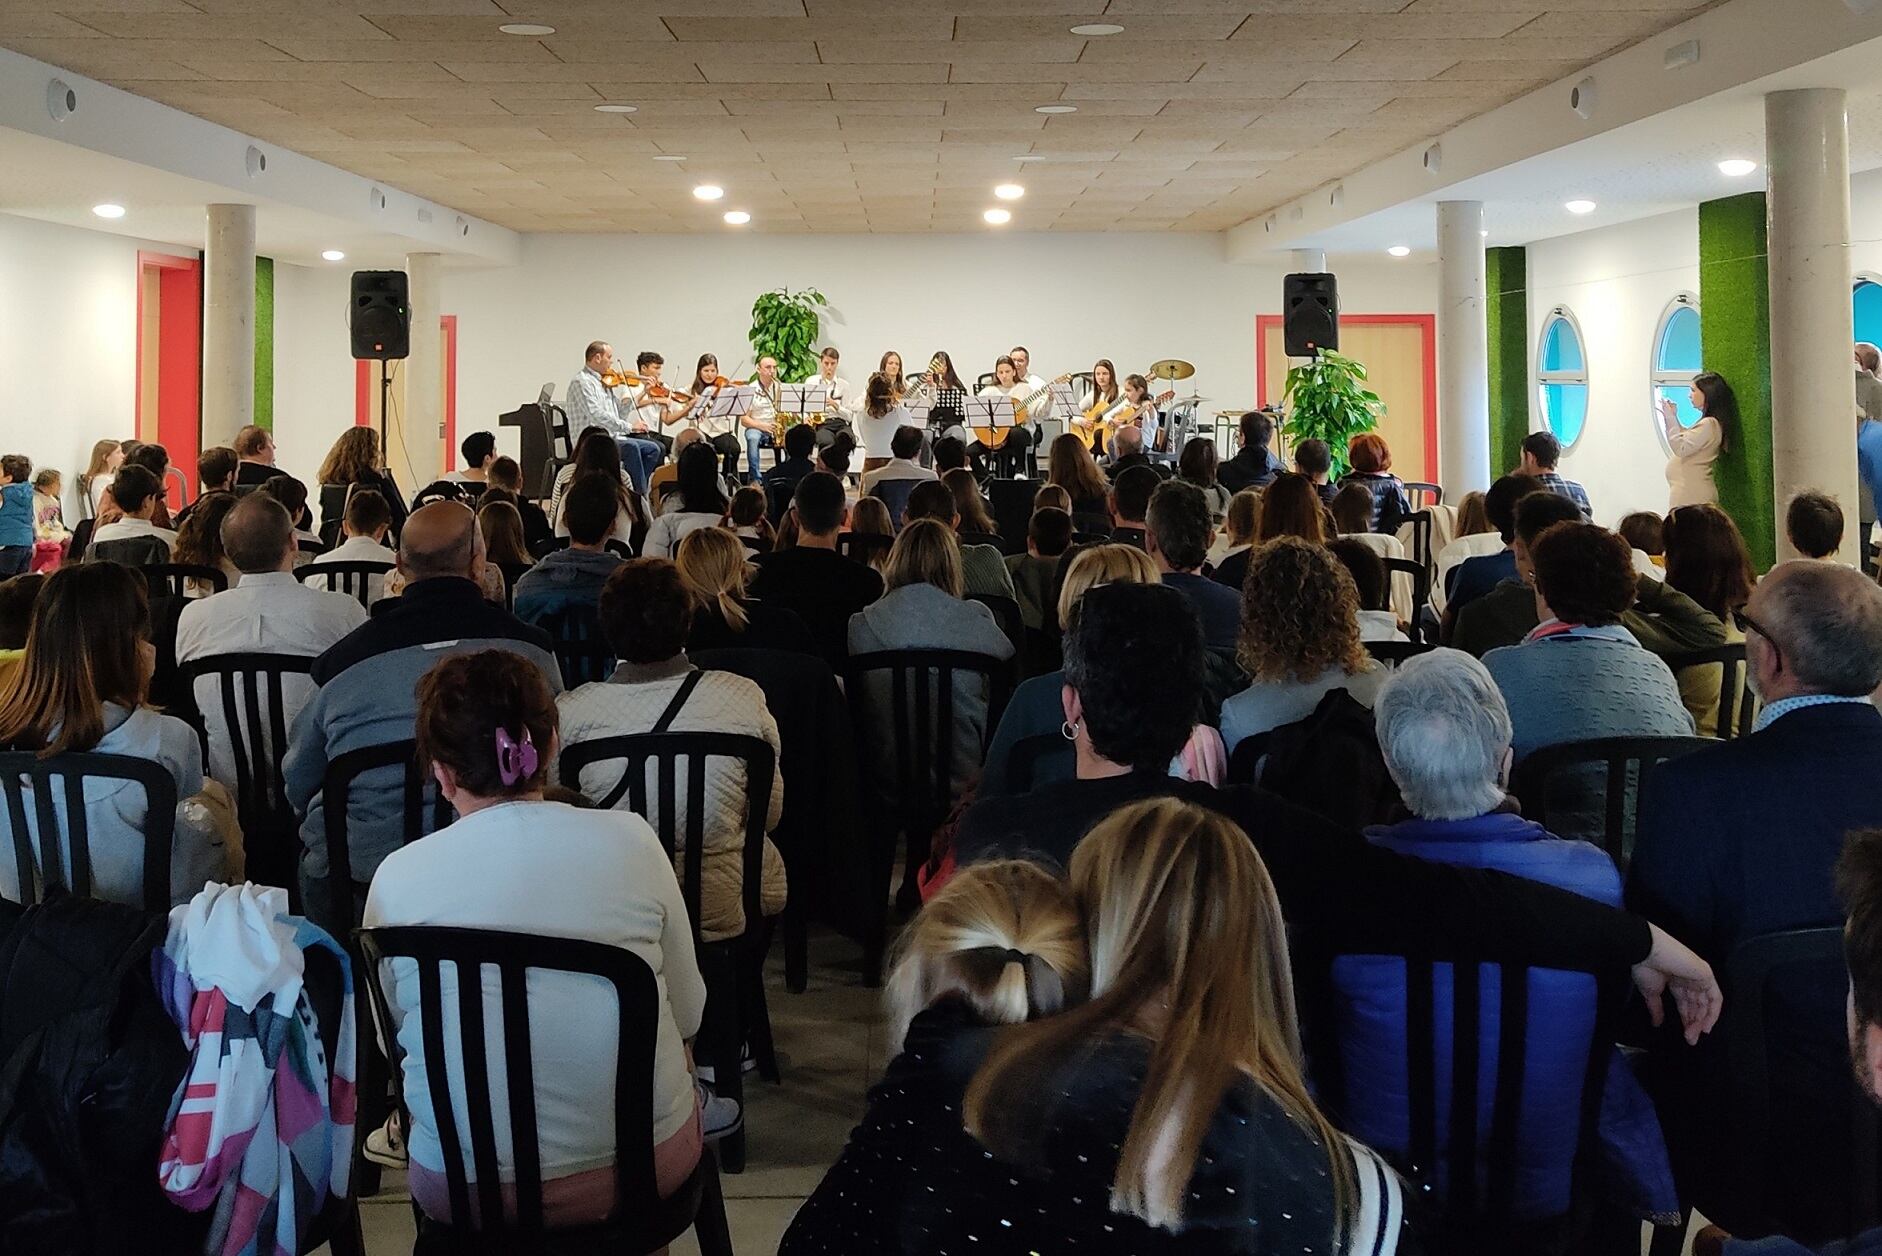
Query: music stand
778 383 829 427
704 385 756 432
965 395 1017 434
1047 380 1078 415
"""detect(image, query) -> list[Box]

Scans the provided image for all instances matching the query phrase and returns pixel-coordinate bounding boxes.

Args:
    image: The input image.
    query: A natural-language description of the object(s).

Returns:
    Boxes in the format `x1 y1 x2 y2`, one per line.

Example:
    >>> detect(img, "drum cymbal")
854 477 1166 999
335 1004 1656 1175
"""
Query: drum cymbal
1148 358 1195 381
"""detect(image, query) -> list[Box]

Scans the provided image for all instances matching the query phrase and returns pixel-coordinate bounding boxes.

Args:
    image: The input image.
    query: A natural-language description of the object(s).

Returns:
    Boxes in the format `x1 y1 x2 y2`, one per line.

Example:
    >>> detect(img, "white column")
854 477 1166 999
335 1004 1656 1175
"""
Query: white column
1437 201 1491 495
201 204 255 446
402 252 444 489
1289 248 1327 274
1766 88 1858 564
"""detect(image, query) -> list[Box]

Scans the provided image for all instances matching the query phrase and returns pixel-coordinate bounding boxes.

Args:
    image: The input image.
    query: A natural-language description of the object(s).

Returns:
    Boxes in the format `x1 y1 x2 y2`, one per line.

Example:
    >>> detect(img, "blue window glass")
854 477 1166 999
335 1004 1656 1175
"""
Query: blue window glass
1542 317 1584 373
1855 280 1882 348
1538 311 1589 447
1654 303 1704 429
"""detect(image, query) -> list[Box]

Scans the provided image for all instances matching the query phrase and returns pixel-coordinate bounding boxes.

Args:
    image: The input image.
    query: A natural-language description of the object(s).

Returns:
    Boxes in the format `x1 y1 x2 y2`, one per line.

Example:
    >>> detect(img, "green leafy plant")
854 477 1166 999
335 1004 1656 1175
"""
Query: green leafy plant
748 286 828 382
1280 348 1385 477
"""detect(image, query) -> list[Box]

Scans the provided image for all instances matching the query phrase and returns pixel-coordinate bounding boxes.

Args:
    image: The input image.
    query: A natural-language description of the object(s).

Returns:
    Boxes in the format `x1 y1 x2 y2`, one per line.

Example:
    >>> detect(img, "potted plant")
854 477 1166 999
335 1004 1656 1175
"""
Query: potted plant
1280 348 1385 477
748 287 828 382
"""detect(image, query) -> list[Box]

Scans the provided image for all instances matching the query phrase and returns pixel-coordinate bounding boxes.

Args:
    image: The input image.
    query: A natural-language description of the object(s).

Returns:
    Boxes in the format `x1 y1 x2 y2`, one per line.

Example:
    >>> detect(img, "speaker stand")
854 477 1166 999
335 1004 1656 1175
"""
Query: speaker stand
377 359 392 456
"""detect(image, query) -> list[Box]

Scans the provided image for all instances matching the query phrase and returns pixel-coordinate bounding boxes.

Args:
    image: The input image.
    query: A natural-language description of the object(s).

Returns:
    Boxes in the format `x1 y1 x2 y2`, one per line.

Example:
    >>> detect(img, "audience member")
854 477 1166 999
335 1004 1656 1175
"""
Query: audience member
1431 487 1517 622
176 495 366 803
549 427 644 550
0 563 233 906
1338 433 1413 534
1218 409 1281 493
0 573 42 687
1519 430 1592 520
1219 537 1384 753
232 424 286 488
1453 489 1491 540
485 455 552 551
1484 522 1694 762
1449 488 1578 654
849 520 1014 798
1619 510 1666 562
284 501 561 931
1144 479 1239 652
173 446 236 530
1104 424 1170 480
1329 481 1376 536
724 485 776 551
750 472 883 667
932 435 969 476
858 426 936 497
1206 488 1259 582
676 526 814 655
1293 436 1338 507
1046 433 1110 518
945 468 999 535
1107 464 1159 549
363 648 714 1221
169 491 240 595
316 427 408 543
0 455 35 578
645 441 730 560
1032 483 1072 515
844 497 894 569
1441 473 1545 633
118 442 175 530
1786 491 1845 562
903 479 1017 601
557 558 787 946
255 474 318 550
1006 507 1073 632
85 464 175 564
1176 437 1230 521
1329 537 1405 643
1253 470 1329 547
79 438 123 519
477 498 534 571
817 430 857 479
762 422 821 523
450 429 496 491
306 488 394 603
1663 502 1756 734
31 468 67 555
648 427 699 507
513 474 627 628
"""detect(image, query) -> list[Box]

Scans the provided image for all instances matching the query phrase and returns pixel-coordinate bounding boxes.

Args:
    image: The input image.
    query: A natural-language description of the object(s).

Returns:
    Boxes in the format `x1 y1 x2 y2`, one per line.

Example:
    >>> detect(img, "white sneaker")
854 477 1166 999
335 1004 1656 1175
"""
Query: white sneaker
363 1115 407 1169
696 1080 743 1141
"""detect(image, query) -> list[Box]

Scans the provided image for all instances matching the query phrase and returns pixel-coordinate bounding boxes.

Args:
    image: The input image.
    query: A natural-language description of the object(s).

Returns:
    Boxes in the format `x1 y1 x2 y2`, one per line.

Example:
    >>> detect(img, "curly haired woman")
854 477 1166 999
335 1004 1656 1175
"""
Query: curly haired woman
1219 536 1385 753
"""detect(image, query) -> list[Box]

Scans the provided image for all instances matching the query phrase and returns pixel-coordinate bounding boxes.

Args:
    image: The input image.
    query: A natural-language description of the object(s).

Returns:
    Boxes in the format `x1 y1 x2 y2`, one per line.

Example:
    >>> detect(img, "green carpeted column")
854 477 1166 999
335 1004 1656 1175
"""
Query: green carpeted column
1698 193 1776 568
253 255 274 433
1485 246 1529 478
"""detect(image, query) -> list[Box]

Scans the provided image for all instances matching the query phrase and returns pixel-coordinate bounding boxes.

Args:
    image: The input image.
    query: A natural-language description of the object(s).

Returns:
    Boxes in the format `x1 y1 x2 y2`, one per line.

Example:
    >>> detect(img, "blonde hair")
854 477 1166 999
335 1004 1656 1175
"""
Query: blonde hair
885 861 1087 1051
1224 488 1261 548
1454 490 1491 538
317 426 382 485
1055 543 1159 632
884 518 964 598
965 799 1353 1236
674 526 752 631
83 439 120 479
1033 484 1073 515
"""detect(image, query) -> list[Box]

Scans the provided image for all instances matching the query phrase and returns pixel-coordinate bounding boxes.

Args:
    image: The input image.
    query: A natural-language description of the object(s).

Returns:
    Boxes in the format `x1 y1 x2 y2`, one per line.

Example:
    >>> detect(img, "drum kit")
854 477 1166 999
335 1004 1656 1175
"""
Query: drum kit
1145 358 1246 453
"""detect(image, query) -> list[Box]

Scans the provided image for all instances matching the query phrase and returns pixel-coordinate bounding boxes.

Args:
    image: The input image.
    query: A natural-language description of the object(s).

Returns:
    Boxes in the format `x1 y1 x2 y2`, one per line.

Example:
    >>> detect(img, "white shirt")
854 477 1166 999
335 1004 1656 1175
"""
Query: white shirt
564 366 631 441
1431 532 1507 615
89 516 178 550
1358 610 1409 644
363 800 707 1180
684 385 737 440
812 373 855 420
628 385 676 435
858 403 914 462
1017 372 1055 423
643 511 723 559
306 535 397 604
747 380 780 429
175 570 368 792
860 458 938 494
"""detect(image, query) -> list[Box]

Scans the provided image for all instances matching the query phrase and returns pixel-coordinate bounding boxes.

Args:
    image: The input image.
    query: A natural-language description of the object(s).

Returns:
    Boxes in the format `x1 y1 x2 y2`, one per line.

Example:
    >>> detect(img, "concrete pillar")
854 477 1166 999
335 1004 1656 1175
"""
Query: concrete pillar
399 252 444 491
201 204 255 446
1438 200 1492 495
1766 88 1858 564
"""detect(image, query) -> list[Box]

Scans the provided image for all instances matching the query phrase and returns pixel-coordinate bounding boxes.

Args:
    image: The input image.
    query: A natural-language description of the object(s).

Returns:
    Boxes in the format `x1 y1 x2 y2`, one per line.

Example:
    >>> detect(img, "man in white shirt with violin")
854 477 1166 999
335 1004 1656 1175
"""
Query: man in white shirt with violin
565 341 663 494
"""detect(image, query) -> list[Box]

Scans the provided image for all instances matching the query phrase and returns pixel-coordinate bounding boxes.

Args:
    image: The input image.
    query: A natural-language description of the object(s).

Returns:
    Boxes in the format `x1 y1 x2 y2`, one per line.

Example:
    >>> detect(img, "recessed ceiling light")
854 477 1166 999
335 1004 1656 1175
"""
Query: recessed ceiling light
1070 23 1124 35
984 208 1012 225
497 22 554 35
321 249 345 262
994 183 1025 200
91 203 124 219
724 210 751 225
693 184 724 201
1481 229 1489 237
1034 104 1078 114
1565 199 1597 214
653 155 687 162
1718 158 1758 177
1387 245 1411 258
594 103 638 114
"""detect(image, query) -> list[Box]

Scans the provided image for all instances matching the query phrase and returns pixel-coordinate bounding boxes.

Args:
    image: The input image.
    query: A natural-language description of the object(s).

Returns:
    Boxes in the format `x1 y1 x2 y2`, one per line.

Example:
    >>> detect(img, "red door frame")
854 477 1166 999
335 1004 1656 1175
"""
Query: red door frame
134 251 202 502
354 315 458 469
1255 313 1439 485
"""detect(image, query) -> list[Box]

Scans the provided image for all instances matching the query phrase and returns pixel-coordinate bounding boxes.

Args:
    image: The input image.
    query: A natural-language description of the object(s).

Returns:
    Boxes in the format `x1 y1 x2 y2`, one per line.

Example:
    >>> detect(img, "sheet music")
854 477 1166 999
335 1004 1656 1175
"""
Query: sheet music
1047 380 1078 413
966 395 1018 429
903 403 931 425
778 383 830 416
706 385 756 419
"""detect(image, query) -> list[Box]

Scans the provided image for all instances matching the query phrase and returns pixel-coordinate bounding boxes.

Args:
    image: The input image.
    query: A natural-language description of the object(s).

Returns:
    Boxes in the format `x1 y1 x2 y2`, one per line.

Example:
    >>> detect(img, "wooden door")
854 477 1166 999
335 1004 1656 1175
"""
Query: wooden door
1257 314 1437 483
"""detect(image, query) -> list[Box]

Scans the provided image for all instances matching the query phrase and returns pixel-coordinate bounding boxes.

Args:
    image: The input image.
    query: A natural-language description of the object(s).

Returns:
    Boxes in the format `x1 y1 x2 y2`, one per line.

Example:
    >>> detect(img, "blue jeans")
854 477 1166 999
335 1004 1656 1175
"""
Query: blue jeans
744 427 774 483
615 437 661 496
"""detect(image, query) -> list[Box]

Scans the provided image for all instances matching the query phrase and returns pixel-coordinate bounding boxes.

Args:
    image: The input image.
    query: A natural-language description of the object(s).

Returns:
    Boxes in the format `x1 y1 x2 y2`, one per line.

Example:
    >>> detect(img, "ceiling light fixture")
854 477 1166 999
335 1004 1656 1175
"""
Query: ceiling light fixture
1070 23 1124 35
91 203 124 219
1387 245 1411 258
497 22 554 35
984 208 1012 225
693 184 724 201
724 210 751 225
1034 104 1078 114
594 103 638 114
653 155 687 162
1565 199 1597 214
1718 158 1758 177
994 183 1025 200
321 249 345 262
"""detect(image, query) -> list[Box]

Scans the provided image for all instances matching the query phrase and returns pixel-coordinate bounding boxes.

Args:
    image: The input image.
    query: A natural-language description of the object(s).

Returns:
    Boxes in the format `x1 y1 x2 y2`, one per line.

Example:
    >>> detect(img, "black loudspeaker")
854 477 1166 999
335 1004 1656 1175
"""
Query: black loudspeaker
1284 272 1339 357
349 270 410 361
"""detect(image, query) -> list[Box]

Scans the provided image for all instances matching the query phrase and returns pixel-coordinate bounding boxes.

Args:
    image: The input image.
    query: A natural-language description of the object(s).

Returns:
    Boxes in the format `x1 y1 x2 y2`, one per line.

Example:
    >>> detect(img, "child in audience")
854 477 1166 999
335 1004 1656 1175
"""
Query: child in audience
1330 536 1407 643
1005 507 1073 631
844 496 893 568
79 438 122 519
256 475 320 560
1032 483 1072 515
0 455 36 578
1619 510 1667 566
1786 491 1845 561
724 484 776 549
30 468 67 554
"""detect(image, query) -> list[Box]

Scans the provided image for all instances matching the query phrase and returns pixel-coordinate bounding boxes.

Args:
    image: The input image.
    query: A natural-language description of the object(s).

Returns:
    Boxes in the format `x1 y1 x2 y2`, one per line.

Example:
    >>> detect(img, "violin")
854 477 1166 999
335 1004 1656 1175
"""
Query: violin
599 367 643 389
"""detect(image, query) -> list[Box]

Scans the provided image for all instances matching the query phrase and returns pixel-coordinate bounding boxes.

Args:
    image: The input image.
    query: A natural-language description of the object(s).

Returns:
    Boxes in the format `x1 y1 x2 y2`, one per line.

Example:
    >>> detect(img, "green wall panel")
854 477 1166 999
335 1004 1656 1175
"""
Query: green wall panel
1697 193 1775 568
1485 246 1529 478
254 255 275 433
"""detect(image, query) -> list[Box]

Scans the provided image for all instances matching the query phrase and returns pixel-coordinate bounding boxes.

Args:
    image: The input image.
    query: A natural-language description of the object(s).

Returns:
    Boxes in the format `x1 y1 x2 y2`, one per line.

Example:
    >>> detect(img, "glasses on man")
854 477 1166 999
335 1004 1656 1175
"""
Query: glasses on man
1740 610 1781 671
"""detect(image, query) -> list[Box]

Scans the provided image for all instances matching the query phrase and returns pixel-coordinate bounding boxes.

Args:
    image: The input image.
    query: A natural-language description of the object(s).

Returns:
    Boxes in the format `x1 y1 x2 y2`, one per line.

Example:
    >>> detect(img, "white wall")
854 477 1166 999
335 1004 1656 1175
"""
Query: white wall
0 211 193 517
1524 209 1701 525
272 259 356 491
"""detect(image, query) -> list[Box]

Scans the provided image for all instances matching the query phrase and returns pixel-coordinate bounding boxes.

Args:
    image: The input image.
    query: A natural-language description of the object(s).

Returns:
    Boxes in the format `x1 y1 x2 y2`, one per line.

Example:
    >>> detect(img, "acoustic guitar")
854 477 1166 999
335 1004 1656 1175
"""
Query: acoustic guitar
1071 390 1174 452
973 373 1071 450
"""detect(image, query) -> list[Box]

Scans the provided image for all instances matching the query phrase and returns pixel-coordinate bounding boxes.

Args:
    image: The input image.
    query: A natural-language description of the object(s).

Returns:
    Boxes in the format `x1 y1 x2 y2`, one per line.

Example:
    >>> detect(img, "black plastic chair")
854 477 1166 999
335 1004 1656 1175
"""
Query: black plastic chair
1365 640 1435 667
987 477 1040 549
1510 735 1715 867
0 749 176 910
357 925 732 1255
1404 481 1444 511
140 562 228 598
1666 643 1758 740
1399 508 1435 573
559 731 778 1173
835 532 891 566
297 560 393 611
297 537 328 558
178 651 314 896
1380 556 1430 644
844 648 1008 983
537 603 616 689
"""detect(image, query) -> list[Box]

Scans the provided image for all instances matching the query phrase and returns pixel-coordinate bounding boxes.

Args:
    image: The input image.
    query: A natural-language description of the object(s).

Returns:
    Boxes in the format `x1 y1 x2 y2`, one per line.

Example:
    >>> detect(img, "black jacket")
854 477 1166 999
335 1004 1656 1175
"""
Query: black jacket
1218 446 1280 494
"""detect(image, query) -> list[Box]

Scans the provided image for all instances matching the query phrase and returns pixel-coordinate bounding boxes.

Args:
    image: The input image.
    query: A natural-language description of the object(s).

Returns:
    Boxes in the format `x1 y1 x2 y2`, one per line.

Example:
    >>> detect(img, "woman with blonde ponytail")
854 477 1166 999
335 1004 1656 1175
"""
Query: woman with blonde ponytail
673 525 815 656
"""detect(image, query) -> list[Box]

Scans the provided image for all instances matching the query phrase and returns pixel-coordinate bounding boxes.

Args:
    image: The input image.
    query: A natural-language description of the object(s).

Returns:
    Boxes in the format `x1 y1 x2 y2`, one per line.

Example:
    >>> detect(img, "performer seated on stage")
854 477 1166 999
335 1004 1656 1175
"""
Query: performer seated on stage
743 355 782 485
971 355 1036 479
628 351 687 460
1074 357 1122 455
685 352 743 483
811 346 856 450
565 340 663 495
920 351 970 445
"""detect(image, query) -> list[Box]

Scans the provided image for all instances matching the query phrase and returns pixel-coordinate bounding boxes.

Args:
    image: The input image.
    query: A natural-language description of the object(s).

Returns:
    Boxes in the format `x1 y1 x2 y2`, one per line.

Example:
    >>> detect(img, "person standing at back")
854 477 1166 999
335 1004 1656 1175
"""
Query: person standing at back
0 455 36 578
1661 372 1734 509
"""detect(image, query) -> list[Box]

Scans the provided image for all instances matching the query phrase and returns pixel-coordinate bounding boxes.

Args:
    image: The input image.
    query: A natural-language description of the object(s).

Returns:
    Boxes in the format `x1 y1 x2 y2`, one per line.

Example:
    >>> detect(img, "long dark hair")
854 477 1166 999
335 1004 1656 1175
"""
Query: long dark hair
571 427 643 526
928 351 965 393
1664 503 1756 619
1693 371 1738 448
1089 359 1119 406
690 352 720 394
675 440 729 515
0 564 150 757
878 351 906 396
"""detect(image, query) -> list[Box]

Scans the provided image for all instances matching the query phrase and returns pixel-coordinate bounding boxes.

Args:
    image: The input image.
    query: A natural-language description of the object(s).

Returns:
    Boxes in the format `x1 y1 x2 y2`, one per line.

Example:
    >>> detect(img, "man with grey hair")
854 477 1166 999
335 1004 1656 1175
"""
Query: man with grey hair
1629 559 1882 1235
1342 647 1630 1222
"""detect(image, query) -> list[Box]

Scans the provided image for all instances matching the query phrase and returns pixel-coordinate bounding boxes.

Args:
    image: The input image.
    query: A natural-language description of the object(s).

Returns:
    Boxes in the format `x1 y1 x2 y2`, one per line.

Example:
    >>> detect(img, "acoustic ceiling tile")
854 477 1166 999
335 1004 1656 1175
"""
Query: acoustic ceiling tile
267 37 560 61
699 61 950 83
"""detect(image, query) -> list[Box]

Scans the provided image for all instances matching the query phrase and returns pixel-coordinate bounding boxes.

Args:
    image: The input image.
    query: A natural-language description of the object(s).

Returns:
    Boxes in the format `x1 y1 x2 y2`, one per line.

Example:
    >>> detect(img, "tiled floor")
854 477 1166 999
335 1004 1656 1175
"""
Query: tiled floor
336 927 884 1255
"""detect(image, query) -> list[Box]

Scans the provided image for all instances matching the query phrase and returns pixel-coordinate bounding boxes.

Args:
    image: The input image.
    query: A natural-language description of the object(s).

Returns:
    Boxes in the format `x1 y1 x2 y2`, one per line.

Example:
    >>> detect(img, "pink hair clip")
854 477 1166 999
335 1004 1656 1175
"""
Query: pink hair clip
495 726 538 787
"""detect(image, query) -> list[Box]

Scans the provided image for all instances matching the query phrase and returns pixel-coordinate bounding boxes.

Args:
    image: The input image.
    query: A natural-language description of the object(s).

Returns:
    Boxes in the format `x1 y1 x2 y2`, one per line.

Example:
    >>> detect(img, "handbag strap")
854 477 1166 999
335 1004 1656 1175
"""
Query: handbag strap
651 670 704 734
